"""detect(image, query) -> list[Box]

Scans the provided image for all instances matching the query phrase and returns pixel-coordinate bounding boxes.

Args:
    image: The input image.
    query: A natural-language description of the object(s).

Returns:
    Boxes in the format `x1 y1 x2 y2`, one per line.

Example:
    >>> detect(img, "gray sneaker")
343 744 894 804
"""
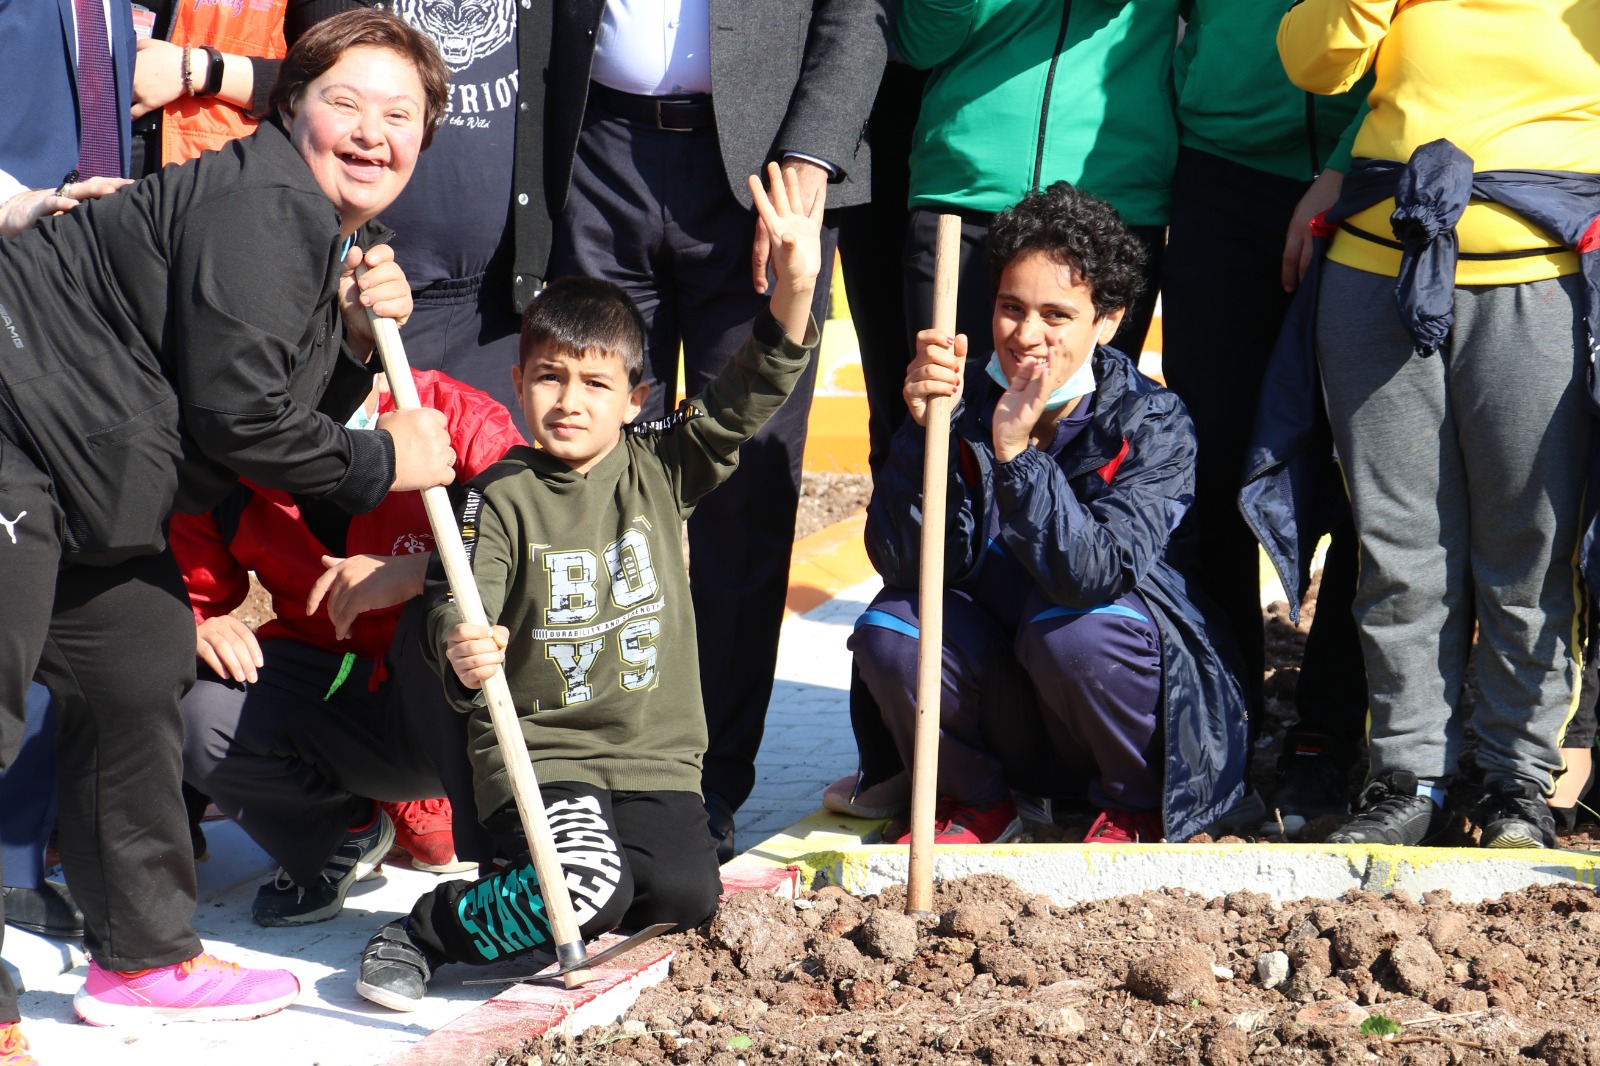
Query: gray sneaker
356 921 433 1012
1326 771 1448 846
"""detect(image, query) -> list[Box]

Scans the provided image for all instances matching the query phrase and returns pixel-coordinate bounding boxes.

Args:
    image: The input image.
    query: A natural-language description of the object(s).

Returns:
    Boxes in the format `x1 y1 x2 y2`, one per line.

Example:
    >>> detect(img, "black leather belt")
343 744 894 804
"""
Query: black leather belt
589 82 713 131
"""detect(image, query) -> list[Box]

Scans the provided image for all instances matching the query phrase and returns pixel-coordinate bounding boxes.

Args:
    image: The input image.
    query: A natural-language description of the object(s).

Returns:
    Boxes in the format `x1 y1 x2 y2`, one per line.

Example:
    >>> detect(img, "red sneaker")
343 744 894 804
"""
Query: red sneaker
0 1023 38 1066
72 953 299 1026
889 795 1021 845
380 798 474 873
1083 808 1164 843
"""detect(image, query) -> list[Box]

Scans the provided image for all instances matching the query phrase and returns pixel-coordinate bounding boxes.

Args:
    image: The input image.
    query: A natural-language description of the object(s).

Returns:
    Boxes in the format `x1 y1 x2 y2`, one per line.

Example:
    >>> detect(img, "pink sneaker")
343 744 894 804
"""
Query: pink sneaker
0 1023 38 1066
381 798 474 873
72 953 299 1026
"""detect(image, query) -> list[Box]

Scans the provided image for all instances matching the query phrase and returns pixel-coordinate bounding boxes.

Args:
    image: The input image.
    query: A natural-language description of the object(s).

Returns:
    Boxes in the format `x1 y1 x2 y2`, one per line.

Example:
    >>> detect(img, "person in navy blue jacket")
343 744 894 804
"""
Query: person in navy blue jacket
849 182 1249 845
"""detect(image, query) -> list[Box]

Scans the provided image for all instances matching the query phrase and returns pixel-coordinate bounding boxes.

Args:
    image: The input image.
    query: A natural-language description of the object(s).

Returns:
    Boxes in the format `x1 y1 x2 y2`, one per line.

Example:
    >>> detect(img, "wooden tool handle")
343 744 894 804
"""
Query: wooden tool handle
906 213 962 915
363 310 593 986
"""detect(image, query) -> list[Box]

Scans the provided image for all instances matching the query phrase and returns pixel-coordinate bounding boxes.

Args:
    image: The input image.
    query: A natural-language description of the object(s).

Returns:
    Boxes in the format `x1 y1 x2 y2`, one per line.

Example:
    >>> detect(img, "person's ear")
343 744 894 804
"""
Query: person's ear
1096 307 1127 346
624 381 650 424
511 361 524 396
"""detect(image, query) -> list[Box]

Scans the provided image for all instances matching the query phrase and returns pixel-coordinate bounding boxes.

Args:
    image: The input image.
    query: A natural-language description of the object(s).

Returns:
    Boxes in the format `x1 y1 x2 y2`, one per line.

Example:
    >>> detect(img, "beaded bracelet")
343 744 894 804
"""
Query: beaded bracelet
181 44 194 97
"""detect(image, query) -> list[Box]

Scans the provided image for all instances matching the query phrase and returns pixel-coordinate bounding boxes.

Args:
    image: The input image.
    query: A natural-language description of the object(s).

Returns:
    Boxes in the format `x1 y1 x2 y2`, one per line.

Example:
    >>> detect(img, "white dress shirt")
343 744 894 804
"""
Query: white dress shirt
591 0 712 96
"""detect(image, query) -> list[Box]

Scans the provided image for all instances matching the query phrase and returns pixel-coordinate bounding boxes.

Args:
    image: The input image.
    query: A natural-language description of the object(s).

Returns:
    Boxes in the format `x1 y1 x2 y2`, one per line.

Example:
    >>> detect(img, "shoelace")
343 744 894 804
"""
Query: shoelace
181 953 240 977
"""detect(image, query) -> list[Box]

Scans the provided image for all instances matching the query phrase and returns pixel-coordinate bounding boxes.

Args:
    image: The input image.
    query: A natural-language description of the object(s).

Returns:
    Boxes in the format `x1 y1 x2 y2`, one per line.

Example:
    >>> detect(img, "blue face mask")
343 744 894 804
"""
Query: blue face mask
985 351 1096 410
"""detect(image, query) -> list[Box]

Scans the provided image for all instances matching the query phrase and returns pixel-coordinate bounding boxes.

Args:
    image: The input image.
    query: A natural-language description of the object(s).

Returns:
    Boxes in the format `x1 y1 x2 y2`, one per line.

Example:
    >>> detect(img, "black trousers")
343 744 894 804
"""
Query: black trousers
0 441 201 1022
1161 146 1366 747
836 63 926 476
548 105 835 814
180 611 474 886
405 783 721 967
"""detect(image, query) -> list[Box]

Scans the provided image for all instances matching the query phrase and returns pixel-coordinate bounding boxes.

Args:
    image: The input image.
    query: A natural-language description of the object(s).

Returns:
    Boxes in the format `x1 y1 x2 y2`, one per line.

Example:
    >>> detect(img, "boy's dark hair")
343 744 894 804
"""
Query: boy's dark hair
520 277 648 384
271 9 451 151
986 181 1145 320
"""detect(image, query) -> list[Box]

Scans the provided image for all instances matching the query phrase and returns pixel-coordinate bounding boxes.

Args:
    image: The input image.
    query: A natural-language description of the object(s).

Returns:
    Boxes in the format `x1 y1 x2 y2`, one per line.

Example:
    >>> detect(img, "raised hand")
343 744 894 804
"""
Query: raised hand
747 160 825 342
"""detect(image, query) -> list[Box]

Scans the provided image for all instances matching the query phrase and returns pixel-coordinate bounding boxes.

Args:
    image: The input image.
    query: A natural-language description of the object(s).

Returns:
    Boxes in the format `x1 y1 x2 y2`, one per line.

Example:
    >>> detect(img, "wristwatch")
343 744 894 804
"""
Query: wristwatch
195 45 224 97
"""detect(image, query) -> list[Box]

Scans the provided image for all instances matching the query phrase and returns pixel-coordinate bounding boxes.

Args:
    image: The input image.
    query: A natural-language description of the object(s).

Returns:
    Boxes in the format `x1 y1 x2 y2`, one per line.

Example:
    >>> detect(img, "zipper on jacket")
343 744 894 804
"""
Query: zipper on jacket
1032 0 1074 192
1304 93 1321 178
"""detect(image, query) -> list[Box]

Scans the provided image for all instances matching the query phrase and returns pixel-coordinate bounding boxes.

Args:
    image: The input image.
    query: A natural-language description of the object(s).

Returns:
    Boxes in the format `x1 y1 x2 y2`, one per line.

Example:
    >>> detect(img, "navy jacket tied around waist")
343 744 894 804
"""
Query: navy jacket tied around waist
1240 138 1600 619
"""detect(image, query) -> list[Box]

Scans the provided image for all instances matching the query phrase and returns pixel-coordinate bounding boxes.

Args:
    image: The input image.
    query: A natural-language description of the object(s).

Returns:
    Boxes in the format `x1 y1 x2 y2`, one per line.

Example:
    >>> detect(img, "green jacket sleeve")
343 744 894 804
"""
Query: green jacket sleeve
894 0 980 70
646 309 817 513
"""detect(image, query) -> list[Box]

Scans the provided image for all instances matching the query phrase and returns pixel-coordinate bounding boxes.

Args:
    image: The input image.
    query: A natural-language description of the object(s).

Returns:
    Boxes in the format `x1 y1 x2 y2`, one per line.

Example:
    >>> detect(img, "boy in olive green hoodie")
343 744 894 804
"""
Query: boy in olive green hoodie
355 163 824 1012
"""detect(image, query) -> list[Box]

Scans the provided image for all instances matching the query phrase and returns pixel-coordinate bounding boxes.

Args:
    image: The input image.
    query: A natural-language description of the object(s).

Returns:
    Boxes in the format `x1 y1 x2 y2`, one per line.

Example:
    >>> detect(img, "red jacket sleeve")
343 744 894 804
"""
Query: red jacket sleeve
405 369 526 481
169 509 252 624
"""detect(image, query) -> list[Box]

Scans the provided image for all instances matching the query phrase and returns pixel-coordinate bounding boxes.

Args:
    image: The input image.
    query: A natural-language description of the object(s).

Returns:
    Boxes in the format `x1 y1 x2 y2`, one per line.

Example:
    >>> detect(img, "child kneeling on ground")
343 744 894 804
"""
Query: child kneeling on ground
849 182 1249 845
354 164 824 1010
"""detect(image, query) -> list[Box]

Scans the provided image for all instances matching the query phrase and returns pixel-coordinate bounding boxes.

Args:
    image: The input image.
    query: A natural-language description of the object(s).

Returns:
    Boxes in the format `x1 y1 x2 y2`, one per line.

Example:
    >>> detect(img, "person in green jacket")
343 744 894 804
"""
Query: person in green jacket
896 0 1179 365
1162 0 1369 837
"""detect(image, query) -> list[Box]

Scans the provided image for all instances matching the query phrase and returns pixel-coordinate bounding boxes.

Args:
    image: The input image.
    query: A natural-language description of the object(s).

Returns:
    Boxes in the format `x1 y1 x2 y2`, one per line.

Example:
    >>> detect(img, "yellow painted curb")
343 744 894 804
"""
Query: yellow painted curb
786 511 875 616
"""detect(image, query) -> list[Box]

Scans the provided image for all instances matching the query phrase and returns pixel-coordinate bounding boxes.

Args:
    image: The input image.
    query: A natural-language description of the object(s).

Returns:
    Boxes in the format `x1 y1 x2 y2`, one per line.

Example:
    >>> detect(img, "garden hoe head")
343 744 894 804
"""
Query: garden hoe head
463 922 676 986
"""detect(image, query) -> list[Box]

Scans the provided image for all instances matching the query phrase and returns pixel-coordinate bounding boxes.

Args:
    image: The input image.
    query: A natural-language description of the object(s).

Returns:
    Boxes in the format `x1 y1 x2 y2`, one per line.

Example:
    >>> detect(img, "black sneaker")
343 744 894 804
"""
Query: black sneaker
2 882 84 938
1262 733 1355 837
1326 771 1448 846
356 921 433 1012
251 809 395 927
1474 777 1557 849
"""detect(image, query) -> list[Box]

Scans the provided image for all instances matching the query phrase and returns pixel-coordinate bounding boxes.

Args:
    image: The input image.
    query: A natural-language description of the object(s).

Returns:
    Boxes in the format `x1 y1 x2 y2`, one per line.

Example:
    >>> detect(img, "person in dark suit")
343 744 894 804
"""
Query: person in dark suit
0 0 137 236
544 1 888 859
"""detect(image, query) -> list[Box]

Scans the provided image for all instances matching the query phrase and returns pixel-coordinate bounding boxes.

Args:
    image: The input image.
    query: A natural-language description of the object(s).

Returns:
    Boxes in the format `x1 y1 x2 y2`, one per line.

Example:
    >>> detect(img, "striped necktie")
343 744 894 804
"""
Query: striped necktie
73 0 123 179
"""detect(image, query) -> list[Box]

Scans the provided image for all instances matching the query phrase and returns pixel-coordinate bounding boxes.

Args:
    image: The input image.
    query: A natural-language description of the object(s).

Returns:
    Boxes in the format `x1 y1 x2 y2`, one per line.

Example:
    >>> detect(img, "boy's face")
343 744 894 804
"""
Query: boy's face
513 343 649 475
991 251 1124 396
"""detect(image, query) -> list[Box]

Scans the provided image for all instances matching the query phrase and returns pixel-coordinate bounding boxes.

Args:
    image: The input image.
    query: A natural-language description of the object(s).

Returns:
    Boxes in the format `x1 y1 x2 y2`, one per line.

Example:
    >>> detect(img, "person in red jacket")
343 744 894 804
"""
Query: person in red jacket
172 370 524 927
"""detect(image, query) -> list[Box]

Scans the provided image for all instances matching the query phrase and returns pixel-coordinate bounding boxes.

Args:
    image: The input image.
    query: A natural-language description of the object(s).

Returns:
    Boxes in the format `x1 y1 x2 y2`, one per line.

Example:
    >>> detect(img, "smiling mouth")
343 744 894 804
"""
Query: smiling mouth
338 152 387 178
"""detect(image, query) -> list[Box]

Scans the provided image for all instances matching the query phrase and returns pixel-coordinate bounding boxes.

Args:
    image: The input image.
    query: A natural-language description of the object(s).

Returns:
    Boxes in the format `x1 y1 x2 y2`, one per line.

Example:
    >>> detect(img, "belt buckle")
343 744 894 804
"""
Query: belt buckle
654 97 695 133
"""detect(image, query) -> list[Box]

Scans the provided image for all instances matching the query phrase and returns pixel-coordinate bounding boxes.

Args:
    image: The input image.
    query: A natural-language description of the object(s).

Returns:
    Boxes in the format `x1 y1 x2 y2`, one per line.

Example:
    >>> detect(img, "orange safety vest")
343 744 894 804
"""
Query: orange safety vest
161 0 287 165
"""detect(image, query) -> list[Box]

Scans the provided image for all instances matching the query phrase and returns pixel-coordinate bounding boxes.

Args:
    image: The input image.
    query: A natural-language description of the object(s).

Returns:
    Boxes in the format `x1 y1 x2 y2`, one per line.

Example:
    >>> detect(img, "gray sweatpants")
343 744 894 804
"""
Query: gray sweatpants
1316 262 1590 792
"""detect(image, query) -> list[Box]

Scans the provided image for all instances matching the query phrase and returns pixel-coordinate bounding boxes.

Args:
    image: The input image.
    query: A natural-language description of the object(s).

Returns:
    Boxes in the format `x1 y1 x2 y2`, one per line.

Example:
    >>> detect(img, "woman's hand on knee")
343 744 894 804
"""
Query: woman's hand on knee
196 615 263 684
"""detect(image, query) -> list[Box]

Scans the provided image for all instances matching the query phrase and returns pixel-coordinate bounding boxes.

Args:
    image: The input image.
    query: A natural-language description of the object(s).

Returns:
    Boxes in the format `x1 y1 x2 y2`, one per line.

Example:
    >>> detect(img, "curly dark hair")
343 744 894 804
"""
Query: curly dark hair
986 182 1145 319
520 276 647 385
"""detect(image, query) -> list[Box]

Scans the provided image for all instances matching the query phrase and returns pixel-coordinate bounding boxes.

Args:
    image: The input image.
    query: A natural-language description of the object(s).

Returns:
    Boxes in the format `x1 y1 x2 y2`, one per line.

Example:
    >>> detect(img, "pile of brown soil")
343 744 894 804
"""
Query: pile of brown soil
499 875 1600 1066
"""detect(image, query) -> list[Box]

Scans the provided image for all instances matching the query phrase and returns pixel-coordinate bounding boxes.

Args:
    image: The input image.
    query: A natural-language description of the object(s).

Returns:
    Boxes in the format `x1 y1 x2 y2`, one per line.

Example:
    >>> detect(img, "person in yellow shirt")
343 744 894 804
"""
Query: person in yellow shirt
1276 0 1600 849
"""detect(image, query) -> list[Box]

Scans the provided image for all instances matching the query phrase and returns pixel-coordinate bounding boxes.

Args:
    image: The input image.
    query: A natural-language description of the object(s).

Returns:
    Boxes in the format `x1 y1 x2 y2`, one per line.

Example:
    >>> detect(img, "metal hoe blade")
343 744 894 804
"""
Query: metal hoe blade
462 923 677 985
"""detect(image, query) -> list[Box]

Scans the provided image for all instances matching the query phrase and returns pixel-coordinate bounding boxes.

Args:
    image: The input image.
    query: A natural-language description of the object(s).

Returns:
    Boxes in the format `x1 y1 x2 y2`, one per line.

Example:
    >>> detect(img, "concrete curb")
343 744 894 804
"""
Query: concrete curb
811 840 1600 906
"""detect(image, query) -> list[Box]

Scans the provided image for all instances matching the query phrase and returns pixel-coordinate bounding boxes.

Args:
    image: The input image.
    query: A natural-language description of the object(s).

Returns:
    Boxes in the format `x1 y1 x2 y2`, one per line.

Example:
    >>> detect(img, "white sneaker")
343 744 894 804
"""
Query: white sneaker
822 771 910 819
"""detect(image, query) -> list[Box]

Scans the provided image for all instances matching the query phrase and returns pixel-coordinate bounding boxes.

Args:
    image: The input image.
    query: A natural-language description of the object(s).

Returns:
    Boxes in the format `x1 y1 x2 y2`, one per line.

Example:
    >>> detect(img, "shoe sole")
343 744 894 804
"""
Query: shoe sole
253 816 397 927
72 985 298 1026
822 793 909 820
4 919 84 938
355 977 423 1013
409 856 477 874
1483 826 1549 849
356 815 397 881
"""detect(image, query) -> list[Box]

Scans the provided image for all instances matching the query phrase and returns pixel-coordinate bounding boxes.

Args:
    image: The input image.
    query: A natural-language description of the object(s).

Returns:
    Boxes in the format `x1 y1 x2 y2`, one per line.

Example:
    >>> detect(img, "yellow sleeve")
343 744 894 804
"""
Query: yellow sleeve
1278 0 1396 95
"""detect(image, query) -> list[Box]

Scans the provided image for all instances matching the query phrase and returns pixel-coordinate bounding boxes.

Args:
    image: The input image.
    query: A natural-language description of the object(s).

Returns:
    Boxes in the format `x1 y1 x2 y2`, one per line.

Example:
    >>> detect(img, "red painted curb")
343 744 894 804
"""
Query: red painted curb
386 864 802 1064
